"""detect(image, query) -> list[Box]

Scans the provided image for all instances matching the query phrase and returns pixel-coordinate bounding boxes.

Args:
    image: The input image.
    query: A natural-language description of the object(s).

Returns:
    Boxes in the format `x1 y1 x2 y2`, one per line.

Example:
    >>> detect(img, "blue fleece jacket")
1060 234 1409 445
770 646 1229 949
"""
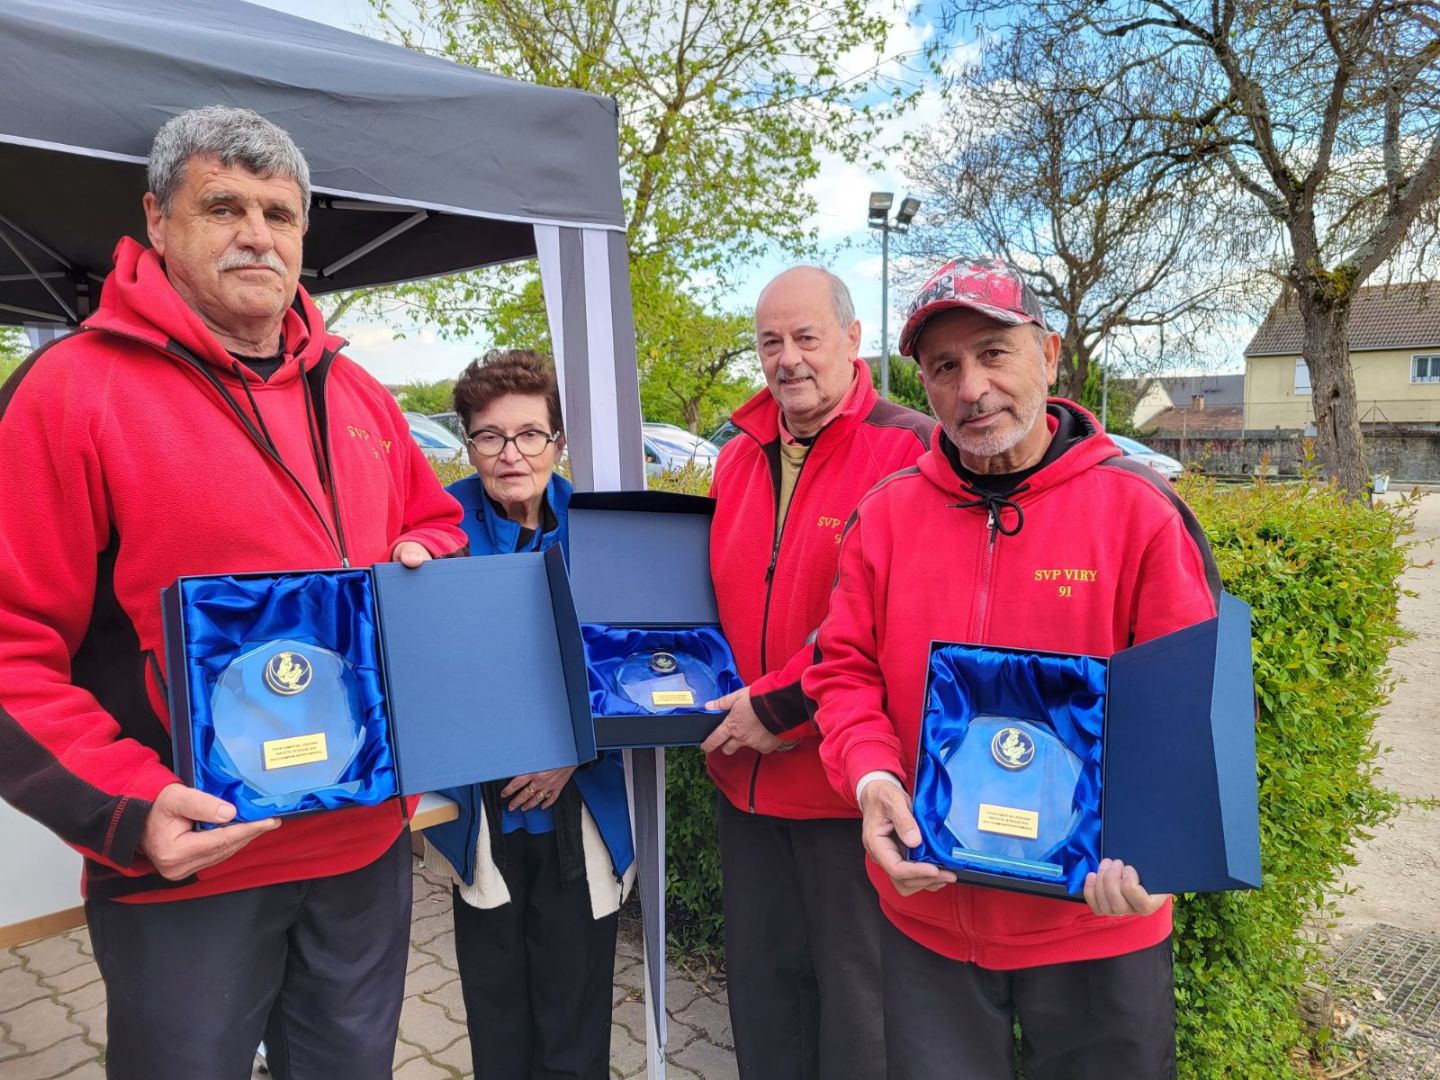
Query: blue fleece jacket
424 472 635 886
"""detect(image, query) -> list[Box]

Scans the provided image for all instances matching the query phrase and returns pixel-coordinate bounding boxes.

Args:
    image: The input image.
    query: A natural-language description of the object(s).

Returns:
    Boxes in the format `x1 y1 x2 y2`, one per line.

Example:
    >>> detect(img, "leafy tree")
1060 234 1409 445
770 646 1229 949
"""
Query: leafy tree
0 327 26 383
904 29 1245 401
948 0 1440 495
870 354 932 416
486 268 761 432
361 0 927 427
373 0 911 284
396 379 457 415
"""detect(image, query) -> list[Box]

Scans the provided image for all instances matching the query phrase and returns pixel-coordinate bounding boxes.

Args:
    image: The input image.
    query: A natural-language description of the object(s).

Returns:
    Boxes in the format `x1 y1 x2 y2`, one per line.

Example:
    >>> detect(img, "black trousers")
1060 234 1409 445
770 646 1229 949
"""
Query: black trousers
881 915 1176 1080
85 831 412 1080
451 828 619 1080
717 796 887 1080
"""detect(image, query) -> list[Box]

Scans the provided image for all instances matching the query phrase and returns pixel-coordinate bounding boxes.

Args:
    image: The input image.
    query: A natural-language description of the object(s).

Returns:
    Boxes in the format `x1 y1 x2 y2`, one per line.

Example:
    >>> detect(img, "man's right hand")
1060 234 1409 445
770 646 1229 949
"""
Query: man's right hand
859 780 957 897
138 783 280 881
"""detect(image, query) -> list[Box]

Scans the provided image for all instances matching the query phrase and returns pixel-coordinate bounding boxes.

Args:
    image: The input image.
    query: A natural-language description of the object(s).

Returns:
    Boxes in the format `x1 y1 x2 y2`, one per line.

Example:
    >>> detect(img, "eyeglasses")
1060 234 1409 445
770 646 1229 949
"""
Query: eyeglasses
464 428 560 457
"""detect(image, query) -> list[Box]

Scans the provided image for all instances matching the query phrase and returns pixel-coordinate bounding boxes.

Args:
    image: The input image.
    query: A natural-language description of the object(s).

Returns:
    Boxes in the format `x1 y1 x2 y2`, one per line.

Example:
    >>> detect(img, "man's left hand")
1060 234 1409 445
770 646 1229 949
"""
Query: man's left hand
1082 858 1169 917
700 687 784 755
392 541 432 568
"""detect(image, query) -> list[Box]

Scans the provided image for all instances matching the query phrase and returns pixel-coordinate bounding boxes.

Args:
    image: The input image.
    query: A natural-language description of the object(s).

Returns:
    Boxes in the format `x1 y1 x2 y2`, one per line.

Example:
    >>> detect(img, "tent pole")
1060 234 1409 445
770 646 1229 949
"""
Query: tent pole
0 225 75 323
319 211 429 278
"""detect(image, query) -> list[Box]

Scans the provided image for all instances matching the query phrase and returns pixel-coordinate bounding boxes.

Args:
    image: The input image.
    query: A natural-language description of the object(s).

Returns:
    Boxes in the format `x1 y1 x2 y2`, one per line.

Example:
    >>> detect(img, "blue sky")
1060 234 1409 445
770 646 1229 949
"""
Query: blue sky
248 0 961 385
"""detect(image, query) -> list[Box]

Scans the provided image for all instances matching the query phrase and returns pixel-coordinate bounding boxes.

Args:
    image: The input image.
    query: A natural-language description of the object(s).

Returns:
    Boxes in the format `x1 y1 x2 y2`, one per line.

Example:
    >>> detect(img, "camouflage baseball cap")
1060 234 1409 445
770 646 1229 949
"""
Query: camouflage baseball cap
897 256 1048 358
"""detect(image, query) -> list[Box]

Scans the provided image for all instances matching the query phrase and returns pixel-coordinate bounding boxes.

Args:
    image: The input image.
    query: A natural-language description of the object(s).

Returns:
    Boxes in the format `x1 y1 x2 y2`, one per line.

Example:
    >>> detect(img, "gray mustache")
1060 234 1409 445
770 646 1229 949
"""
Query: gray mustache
217 250 286 274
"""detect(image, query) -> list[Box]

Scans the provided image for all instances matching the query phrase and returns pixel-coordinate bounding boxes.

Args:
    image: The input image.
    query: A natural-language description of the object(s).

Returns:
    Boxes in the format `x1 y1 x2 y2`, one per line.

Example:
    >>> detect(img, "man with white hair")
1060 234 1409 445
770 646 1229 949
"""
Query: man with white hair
702 265 934 1077
0 106 465 1079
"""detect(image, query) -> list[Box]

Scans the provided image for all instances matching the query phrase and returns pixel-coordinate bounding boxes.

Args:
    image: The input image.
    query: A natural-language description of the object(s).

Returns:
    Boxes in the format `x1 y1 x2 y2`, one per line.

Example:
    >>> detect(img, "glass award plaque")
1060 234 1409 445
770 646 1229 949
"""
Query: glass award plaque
611 650 723 714
209 638 366 803
941 716 1082 879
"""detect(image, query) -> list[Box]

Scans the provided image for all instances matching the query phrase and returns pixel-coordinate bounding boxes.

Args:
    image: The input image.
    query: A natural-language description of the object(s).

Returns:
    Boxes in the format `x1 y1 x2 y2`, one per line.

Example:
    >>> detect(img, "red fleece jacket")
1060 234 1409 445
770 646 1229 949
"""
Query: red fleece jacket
707 361 933 818
0 238 466 902
805 402 1220 969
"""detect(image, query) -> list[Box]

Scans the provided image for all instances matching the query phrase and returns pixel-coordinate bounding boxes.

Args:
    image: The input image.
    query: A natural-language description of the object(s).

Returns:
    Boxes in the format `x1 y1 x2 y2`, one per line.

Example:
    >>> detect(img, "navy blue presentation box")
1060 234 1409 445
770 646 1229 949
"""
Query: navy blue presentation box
915 592 1261 899
161 549 596 820
568 491 738 748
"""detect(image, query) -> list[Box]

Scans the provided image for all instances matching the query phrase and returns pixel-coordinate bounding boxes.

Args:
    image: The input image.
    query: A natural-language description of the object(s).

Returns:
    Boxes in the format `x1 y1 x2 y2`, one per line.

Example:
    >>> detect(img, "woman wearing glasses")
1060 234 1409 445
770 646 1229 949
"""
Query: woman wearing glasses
424 349 634 1080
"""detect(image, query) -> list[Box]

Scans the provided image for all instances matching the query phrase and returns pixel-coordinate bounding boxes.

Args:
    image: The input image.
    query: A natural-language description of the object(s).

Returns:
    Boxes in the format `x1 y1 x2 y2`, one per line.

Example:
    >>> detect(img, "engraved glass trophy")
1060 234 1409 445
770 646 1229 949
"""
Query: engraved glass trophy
210 638 367 802
941 715 1082 879
611 650 724 714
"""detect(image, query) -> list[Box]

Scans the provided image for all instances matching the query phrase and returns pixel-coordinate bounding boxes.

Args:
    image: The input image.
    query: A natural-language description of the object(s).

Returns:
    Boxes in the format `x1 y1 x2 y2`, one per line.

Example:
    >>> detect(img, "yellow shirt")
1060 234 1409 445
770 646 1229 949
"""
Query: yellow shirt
775 438 810 537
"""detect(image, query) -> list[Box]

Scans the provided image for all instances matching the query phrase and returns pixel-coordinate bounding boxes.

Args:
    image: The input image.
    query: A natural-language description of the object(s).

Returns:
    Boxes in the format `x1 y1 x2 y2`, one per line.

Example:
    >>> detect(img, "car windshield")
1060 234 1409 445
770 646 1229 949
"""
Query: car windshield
649 433 718 457
406 414 464 450
1109 435 1150 455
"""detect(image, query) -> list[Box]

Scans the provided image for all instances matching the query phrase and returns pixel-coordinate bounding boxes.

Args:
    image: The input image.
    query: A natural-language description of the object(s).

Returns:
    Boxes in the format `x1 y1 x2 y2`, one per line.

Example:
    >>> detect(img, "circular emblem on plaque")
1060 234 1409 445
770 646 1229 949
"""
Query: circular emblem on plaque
263 650 313 696
649 651 679 675
990 726 1035 770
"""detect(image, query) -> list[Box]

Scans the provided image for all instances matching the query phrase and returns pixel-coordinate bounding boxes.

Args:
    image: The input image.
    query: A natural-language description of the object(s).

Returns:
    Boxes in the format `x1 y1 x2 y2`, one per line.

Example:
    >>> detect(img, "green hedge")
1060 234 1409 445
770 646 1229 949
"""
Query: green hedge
1169 479 1407 1076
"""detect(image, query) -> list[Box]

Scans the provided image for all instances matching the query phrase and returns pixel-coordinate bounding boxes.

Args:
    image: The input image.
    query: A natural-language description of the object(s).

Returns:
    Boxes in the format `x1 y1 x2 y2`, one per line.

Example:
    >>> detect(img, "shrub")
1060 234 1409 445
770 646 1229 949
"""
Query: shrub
1169 478 1407 1076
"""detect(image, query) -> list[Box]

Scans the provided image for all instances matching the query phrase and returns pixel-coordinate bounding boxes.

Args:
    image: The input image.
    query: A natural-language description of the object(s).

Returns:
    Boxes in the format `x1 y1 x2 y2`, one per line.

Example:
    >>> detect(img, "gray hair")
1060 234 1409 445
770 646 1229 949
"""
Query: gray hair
148 106 311 220
758 265 857 331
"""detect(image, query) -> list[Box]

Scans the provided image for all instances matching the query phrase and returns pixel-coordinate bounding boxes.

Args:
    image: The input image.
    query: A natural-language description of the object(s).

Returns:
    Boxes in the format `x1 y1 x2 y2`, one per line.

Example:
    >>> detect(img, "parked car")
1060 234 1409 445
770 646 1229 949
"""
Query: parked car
405 411 465 463
642 423 720 478
705 419 741 449
427 411 465 441
1109 434 1183 481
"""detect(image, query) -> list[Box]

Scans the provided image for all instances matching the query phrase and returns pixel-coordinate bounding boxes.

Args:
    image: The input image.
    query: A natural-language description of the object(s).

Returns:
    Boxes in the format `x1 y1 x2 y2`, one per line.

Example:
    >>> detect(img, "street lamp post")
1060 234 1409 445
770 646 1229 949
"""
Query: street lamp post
867 192 921 399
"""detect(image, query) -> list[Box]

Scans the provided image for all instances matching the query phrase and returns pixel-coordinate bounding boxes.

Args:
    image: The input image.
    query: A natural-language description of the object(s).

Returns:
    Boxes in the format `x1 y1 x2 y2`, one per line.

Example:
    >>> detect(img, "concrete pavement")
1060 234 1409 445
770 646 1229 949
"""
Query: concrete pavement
0 861 738 1079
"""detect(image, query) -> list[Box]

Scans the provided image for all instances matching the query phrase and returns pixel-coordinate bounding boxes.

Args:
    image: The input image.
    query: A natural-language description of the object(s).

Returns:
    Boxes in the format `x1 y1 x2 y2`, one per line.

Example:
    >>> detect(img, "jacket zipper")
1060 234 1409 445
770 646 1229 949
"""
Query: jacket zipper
972 516 998 642
748 435 818 813
103 328 350 566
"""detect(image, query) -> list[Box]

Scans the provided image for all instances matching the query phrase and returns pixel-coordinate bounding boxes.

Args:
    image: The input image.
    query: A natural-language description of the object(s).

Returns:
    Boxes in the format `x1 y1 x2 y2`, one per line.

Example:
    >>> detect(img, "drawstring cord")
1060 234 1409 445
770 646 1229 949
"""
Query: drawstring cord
951 482 1029 536
233 361 279 456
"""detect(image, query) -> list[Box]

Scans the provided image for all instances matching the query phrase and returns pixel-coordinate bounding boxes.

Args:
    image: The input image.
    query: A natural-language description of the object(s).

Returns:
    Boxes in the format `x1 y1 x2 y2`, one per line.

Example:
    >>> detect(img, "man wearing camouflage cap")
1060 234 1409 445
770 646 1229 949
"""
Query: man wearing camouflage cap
803 257 1221 1077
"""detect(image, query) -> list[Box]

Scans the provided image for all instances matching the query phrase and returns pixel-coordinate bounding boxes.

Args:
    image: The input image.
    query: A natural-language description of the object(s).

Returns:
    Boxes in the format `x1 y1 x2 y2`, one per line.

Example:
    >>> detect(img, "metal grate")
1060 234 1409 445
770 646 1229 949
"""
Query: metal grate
1334 924 1440 1039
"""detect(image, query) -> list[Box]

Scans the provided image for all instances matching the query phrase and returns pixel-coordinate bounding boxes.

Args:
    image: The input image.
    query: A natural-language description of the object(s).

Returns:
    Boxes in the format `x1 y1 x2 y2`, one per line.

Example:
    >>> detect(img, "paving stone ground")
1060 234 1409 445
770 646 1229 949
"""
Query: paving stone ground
0 862 735 1079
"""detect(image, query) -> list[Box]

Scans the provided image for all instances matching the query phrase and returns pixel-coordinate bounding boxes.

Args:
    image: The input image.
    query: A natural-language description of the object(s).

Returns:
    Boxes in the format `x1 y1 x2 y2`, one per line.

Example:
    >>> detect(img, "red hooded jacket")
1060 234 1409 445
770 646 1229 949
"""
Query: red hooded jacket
708 361 933 818
805 402 1220 969
0 239 466 903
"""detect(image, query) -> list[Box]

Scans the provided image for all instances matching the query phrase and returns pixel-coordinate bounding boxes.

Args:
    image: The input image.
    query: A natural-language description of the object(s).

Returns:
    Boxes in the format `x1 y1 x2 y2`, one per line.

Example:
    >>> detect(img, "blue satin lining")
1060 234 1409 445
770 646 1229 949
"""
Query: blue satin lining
581 625 742 716
178 572 397 820
915 646 1106 893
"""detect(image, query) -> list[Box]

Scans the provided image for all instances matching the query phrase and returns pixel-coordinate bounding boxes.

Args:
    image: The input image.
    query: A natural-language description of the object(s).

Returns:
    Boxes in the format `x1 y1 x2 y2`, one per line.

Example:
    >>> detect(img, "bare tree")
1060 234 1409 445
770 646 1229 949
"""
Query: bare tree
946 0 1440 494
905 30 1254 401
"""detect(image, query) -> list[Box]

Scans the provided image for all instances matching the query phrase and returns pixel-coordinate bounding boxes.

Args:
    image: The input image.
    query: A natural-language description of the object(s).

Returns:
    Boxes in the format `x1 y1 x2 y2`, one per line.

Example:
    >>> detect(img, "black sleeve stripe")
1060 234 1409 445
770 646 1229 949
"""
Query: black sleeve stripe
0 703 154 868
1097 456 1222 604
752 680 809 735
863 398 934 445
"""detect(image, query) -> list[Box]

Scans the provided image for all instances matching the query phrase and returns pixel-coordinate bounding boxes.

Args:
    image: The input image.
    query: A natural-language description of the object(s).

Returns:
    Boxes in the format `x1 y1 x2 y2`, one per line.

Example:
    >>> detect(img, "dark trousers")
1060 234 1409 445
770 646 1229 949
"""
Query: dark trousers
451 828 619 1080
85 831 412 1080
881 915 1176 1080
717 796 886 1080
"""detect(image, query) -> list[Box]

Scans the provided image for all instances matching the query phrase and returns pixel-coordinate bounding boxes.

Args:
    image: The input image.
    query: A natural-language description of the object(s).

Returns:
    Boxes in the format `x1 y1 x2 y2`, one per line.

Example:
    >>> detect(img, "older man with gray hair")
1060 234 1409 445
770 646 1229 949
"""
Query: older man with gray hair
0 106 466 1078
703 265 934 1077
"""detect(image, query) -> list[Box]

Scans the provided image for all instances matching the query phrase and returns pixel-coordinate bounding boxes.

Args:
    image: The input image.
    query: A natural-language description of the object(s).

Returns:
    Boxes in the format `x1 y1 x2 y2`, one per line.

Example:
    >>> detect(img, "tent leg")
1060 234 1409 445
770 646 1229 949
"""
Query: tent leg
625 747 667 1078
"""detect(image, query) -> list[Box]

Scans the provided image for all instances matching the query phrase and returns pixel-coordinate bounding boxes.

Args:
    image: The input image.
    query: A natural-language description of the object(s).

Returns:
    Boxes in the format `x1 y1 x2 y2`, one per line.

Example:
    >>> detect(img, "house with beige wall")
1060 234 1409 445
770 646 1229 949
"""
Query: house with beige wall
1244 282 1440 432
